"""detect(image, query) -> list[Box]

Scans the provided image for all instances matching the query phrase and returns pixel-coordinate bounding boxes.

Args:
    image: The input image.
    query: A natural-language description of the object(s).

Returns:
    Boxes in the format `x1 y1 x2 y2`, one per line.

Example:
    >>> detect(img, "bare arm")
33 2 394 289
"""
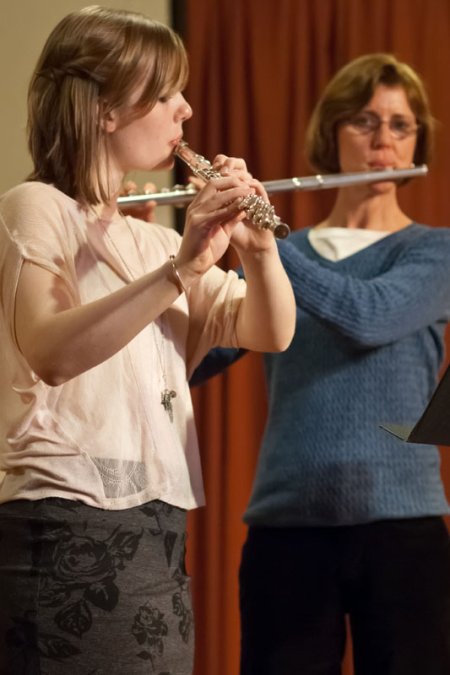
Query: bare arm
14 160 295 386
15 174 254 386
15 259 182 386
175 156 296 353
235 241 295 352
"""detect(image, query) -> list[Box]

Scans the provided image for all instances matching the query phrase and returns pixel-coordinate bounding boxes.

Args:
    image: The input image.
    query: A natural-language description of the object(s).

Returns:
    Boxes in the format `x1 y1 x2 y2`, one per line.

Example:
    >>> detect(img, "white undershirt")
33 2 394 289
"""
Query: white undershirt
308 227 390 261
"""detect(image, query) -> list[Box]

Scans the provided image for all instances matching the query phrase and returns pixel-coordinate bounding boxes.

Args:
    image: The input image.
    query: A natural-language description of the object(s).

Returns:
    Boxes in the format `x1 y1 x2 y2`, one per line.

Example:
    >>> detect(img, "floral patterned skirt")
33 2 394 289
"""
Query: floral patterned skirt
0 498 194 675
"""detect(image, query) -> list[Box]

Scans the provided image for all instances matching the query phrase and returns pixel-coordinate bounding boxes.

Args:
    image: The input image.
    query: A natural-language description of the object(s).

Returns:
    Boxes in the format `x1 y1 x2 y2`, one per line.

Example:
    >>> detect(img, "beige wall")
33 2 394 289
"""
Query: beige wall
0 0 176 227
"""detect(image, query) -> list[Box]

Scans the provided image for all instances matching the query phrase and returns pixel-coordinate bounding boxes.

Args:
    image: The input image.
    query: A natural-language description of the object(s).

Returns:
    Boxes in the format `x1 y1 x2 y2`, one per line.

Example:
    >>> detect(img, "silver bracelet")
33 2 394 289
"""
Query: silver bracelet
169 255 186 295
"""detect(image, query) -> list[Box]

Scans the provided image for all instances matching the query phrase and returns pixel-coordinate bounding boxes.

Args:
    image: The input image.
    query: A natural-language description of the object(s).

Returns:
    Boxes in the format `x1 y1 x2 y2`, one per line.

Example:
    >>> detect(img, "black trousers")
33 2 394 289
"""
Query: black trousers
239 517 450 675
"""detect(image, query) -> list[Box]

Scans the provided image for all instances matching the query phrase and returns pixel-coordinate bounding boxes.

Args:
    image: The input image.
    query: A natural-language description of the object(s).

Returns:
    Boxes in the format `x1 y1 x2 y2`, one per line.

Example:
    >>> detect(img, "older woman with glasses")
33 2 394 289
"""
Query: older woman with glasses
193 53 450 675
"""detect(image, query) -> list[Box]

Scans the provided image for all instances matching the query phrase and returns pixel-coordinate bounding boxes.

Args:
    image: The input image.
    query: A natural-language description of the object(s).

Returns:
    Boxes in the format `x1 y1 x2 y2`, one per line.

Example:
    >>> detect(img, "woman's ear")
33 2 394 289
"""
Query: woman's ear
98 101 118 133
102 109 118 133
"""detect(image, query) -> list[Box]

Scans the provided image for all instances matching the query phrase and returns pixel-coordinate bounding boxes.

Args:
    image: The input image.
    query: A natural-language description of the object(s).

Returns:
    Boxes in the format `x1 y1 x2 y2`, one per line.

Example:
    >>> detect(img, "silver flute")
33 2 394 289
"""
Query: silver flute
119 140 291 238
174 141 291 238
118 145 428 235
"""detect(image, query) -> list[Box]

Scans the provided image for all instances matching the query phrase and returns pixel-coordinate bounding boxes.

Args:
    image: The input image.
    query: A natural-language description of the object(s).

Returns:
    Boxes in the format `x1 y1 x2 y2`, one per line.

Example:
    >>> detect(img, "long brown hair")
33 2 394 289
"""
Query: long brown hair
27 5 188 204
306 53 434 175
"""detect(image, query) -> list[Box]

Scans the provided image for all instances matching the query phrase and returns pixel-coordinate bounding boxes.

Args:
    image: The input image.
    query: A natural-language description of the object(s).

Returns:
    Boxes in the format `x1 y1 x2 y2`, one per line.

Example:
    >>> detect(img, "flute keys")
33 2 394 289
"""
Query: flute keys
175 141 290 239
239 195 290 239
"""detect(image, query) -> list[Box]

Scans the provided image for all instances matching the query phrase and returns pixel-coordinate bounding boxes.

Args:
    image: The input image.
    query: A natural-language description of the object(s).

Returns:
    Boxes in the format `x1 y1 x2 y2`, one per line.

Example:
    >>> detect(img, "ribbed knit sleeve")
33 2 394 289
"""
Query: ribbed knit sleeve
277 225 450 347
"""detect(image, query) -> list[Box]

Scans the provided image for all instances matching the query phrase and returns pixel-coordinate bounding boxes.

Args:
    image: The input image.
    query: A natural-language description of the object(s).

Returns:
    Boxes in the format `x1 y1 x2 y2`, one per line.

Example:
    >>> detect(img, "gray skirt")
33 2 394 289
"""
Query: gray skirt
0 498 194 675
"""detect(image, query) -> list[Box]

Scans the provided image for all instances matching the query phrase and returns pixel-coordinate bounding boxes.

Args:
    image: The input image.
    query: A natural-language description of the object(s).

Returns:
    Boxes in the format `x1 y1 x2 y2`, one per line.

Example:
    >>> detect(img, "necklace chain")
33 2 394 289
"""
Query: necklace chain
99 212 177 422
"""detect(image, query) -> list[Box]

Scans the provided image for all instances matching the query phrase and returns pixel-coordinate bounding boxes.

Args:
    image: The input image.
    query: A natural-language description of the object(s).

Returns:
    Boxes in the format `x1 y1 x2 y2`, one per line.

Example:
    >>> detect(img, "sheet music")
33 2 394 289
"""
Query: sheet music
380 363 450 446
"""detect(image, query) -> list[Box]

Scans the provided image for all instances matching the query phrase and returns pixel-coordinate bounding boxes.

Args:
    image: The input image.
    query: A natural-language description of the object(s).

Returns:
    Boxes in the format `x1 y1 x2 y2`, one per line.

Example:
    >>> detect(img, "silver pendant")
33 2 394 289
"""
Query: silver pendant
161 389 177 422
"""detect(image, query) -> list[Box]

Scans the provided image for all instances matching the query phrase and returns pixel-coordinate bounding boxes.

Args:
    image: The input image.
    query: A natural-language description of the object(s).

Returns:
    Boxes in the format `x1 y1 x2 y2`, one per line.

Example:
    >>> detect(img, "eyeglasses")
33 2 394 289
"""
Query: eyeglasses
345 112 420 140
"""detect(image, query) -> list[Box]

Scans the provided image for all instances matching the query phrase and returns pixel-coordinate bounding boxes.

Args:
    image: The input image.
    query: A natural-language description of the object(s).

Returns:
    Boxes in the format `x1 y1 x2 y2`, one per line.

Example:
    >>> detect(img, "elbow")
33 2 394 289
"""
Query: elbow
271 300 297 352
26 351 74 387
270 339 292 353
242 328 294 354
273 287 297 352
282 305 297 350
268 318 296 353
277 324 296 352
33 365 71 387
18 330 73 386
40 372 70 387
18 329 84 387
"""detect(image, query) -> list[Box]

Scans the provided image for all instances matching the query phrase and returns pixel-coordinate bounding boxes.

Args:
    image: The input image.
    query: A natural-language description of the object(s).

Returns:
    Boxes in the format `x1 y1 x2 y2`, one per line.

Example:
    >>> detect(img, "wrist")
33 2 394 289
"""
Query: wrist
167 255 204 295
168 255 186 295
237 239 278 263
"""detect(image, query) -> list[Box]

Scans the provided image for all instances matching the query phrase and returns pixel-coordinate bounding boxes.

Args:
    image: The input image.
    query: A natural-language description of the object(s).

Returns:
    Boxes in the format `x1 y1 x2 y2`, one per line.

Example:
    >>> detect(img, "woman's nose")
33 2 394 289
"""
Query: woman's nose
177 95 193 121
372 120 393 146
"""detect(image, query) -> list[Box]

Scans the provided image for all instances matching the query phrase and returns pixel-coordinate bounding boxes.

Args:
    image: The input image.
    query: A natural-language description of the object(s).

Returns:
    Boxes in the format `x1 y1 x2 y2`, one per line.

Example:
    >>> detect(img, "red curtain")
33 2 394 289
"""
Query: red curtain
181 2 450 674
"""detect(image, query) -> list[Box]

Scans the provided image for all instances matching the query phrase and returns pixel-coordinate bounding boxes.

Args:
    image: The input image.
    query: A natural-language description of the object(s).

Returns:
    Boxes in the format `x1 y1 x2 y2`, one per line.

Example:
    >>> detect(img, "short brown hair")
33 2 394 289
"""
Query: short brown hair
27 5 189 204
305 53 434 174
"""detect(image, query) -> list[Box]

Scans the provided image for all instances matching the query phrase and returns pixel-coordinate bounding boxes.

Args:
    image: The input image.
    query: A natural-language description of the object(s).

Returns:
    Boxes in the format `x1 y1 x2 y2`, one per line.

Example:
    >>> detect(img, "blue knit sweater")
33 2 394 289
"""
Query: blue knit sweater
194 224 450 526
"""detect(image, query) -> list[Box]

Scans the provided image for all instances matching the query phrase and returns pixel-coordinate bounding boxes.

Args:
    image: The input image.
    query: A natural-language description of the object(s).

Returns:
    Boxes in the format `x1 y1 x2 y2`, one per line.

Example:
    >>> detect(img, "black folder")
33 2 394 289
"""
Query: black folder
380 363 450 447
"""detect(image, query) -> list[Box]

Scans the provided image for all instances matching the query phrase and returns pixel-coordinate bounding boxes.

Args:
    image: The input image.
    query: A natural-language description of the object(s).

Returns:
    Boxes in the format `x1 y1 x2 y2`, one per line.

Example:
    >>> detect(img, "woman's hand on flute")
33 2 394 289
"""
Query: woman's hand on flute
189 155 273 251
175 171 255 285
210 154 275 252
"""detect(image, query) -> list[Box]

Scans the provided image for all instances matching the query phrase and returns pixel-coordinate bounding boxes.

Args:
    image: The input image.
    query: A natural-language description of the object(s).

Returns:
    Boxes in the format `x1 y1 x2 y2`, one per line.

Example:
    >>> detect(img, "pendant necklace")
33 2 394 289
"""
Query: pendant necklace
98 212 177 422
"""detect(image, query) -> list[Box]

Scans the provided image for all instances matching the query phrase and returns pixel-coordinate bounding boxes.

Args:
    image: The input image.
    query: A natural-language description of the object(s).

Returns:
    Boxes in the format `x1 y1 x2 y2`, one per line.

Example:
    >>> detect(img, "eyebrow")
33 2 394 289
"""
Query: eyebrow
361 110 414 118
